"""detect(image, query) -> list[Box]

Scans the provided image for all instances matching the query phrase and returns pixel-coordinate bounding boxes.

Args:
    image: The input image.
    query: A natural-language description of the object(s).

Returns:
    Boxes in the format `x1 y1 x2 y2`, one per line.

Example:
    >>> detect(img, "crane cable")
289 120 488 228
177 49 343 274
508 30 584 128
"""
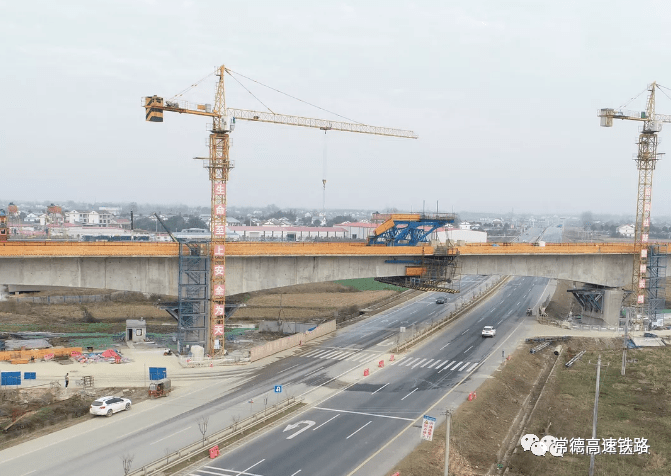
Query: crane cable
226 68 364 124
168 71 216 101
655 84 671 103
226 72 275 114
619 86 649 110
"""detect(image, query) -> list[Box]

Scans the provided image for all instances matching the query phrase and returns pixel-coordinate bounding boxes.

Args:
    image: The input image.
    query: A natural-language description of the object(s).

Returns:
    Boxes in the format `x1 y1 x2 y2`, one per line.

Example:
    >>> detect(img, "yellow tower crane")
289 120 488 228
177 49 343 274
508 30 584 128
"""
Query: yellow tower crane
598 82 670 325
144 65 417 355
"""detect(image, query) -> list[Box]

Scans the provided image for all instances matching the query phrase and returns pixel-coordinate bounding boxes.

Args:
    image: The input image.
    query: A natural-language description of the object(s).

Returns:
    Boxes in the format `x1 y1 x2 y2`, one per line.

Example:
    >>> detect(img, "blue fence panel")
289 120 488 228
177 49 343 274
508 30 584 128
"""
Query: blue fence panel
148 367 167 380
24 372 36 380
1 372 22 386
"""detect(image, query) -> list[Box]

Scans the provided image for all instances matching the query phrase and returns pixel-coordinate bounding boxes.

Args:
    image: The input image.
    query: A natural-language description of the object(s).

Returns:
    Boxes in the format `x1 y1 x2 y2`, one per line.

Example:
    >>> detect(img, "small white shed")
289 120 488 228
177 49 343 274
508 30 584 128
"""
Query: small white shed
126 319 147 343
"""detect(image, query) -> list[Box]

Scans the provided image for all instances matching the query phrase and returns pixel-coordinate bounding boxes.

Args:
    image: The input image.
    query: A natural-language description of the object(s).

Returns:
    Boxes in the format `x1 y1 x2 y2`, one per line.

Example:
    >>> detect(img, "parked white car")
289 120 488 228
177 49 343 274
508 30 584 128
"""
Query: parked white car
90 395 132 417
482 326 496 338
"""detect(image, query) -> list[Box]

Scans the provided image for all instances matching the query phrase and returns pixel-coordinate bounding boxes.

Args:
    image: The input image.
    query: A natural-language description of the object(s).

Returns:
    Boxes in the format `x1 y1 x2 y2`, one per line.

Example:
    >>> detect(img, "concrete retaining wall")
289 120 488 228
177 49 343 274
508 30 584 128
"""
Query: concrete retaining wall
258 320 321 334
249 320 336 362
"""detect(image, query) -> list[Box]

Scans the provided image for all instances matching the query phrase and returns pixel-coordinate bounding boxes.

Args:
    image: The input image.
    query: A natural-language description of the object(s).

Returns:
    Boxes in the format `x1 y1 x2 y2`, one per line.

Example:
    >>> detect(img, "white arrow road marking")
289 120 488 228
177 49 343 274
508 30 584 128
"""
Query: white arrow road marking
284 420 316 439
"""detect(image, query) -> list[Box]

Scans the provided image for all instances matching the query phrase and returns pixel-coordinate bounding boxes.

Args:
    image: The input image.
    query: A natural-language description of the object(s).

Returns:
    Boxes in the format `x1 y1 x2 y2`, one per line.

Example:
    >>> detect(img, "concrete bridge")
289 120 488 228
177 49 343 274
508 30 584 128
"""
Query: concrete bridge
0 241 638 296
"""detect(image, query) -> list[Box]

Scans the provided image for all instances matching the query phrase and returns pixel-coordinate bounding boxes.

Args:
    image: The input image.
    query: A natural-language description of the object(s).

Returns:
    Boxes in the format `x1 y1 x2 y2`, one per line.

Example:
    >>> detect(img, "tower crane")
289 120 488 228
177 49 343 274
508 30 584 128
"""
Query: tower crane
598 82 669 324
144 65 417 355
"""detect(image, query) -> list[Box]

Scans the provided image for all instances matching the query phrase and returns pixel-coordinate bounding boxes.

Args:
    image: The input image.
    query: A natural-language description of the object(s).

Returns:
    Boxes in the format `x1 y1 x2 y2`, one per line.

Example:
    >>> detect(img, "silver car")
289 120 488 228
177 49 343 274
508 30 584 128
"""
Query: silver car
90 395 132 417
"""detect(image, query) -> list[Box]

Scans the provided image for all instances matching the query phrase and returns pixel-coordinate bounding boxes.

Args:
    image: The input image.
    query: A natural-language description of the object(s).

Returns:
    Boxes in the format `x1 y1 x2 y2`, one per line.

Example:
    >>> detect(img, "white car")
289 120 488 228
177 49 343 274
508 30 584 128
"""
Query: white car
482 326 496 338
90 395 132 417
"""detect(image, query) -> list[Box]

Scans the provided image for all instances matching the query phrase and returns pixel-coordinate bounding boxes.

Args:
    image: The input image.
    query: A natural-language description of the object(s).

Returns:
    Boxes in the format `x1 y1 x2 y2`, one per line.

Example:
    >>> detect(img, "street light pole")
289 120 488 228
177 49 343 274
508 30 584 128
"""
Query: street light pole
444 409 452 476
589 355 602 476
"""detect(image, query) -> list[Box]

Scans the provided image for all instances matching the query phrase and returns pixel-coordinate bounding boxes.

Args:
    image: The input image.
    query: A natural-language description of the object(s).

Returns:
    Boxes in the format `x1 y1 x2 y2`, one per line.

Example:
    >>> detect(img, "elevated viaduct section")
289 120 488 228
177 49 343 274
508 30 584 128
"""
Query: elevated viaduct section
0 242 637 296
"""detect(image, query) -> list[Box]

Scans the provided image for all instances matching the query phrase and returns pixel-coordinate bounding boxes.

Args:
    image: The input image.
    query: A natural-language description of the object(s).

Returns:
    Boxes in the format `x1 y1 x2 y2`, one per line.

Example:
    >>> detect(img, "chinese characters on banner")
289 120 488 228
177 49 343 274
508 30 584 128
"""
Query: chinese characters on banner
214 182 226 196
214 245 225 256
214 285 225 297
214 305 225 316
213 324 224 336
421 415 436 441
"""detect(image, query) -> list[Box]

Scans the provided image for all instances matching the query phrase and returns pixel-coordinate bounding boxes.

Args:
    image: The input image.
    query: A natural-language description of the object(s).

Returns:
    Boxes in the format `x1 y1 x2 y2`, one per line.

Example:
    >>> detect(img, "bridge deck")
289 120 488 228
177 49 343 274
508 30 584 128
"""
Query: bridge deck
0 241 639 257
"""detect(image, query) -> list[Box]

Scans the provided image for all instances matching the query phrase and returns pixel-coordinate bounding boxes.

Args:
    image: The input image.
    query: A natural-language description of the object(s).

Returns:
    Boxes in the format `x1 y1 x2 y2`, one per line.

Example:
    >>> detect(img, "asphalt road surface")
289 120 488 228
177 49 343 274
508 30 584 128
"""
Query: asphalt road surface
0 276 495 476
189 276 550 476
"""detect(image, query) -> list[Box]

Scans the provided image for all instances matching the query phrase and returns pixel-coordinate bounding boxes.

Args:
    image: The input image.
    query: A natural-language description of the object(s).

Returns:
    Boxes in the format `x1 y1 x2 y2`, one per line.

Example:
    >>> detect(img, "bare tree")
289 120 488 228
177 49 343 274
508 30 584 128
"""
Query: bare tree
232 414 240 432
197 416 209 446
121 453 134 476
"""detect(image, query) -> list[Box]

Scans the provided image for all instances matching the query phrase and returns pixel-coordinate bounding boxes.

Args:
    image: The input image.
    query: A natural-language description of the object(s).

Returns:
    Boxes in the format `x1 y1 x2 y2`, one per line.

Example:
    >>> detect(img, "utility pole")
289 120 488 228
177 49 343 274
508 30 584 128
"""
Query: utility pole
443 409 452 476
622 308 630 376
589 354 602 476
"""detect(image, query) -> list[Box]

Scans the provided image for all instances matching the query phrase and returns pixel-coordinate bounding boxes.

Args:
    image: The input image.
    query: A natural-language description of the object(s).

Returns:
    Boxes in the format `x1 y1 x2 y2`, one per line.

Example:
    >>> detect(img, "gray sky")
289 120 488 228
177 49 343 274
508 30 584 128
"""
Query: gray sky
2 0 671 216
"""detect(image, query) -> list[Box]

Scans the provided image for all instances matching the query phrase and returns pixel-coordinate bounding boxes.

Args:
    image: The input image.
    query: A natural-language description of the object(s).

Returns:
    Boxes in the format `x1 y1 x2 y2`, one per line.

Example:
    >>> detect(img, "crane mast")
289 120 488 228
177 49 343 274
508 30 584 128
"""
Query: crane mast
598 82 665 325
145 64 417 355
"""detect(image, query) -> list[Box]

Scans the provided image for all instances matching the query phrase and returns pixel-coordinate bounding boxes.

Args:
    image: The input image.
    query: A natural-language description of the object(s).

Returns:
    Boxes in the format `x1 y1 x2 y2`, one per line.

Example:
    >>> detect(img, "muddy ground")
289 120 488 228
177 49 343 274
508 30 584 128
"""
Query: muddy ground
0 386 148 451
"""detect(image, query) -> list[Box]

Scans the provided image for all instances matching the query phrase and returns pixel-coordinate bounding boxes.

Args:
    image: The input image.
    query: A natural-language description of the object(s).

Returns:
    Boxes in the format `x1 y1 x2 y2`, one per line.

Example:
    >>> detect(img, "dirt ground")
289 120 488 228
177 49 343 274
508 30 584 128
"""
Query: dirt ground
0 386 148 451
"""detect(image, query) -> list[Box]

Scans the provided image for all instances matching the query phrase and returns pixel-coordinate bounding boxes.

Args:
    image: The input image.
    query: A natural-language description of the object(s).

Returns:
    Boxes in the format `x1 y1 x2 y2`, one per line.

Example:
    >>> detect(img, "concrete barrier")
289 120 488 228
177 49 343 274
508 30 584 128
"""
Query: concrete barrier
249 320 336 362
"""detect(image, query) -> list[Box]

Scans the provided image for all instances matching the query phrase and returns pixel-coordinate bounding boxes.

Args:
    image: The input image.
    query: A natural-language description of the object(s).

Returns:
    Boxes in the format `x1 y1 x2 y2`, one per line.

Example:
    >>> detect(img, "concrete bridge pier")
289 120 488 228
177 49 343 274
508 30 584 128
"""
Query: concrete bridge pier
574 287 623 326
0 284 7 301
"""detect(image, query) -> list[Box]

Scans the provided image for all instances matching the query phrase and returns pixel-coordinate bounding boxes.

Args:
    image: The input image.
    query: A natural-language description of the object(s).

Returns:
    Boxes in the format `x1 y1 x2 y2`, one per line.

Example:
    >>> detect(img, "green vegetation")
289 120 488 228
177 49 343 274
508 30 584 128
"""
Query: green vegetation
335 278 405 292
512 346 671 475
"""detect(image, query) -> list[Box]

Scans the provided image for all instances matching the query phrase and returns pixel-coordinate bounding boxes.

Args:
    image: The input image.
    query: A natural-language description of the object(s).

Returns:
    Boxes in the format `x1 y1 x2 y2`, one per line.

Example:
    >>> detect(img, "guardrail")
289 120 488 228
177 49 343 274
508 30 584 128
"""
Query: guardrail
128 396 302 476
391 277 510 354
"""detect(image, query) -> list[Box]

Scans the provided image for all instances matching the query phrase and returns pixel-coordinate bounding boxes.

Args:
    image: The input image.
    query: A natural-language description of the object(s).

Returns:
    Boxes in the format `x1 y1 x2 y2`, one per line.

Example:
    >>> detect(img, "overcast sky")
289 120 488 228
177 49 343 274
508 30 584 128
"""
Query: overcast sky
2 0 671 216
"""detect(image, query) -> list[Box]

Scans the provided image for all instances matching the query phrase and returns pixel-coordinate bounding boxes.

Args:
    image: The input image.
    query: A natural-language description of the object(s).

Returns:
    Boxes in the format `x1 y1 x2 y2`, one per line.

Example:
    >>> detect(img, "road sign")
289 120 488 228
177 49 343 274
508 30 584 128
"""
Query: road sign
400 326 406 333
274 385 282 393
421 415 437 441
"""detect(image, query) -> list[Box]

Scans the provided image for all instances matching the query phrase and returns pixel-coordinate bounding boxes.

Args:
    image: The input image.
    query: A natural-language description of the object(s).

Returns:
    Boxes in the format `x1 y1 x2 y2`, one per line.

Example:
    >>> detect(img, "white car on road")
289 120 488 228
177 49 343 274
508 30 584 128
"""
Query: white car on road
90 396 132 417
482 326 496 338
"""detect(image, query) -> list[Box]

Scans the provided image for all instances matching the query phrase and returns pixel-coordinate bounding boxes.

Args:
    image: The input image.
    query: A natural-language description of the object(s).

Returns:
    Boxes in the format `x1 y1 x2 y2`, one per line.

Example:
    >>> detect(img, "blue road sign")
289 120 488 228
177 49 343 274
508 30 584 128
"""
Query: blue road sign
274 385 282 393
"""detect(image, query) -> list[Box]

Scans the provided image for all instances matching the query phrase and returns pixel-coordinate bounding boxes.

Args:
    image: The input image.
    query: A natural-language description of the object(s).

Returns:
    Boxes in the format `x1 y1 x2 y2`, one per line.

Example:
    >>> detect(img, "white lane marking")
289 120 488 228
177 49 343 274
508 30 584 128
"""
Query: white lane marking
328 351 347 359
497 319 504 325
313 414 340 431
311 350 331 358
403 357 419 367
435 360 450 369
345 353 363 361
305 366 325 377
439 343 450 350
464 345 473 353
458 362 471 371
346 421 372 439
19 472 36 476
427 360 440 369
401 388 418 401
460 328 470 336
377 340 392 346
203 467 262 476
233 459 266 476
277 364 300 374
291 471 302 476
314 407 414 421
420 359 434 368
150 425 191 445
336 352 354 360
466 362 479 372
320 351 340 359
371 383 389 395
412 358 427 369
448 361 463 370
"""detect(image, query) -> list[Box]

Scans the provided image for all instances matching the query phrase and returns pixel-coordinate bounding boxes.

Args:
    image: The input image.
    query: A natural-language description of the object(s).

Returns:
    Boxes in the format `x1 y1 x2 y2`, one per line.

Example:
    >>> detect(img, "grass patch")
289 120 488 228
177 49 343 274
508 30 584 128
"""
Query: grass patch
335 278 405 292
508 343 671 475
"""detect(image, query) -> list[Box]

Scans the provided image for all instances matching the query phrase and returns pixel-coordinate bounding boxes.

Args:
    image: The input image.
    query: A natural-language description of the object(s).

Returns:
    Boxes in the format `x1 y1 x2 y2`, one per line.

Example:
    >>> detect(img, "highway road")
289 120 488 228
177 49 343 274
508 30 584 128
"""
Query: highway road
0 276 494 476
189 276 551 476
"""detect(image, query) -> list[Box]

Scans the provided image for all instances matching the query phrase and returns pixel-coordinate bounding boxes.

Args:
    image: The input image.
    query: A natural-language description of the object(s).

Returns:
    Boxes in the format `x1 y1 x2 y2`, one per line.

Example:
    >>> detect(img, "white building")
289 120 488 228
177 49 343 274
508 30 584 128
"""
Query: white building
65 210 112 227
617 224 635 238
459 221 472 230
228 225 347 241
435 228 487 244
335 222 377 240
